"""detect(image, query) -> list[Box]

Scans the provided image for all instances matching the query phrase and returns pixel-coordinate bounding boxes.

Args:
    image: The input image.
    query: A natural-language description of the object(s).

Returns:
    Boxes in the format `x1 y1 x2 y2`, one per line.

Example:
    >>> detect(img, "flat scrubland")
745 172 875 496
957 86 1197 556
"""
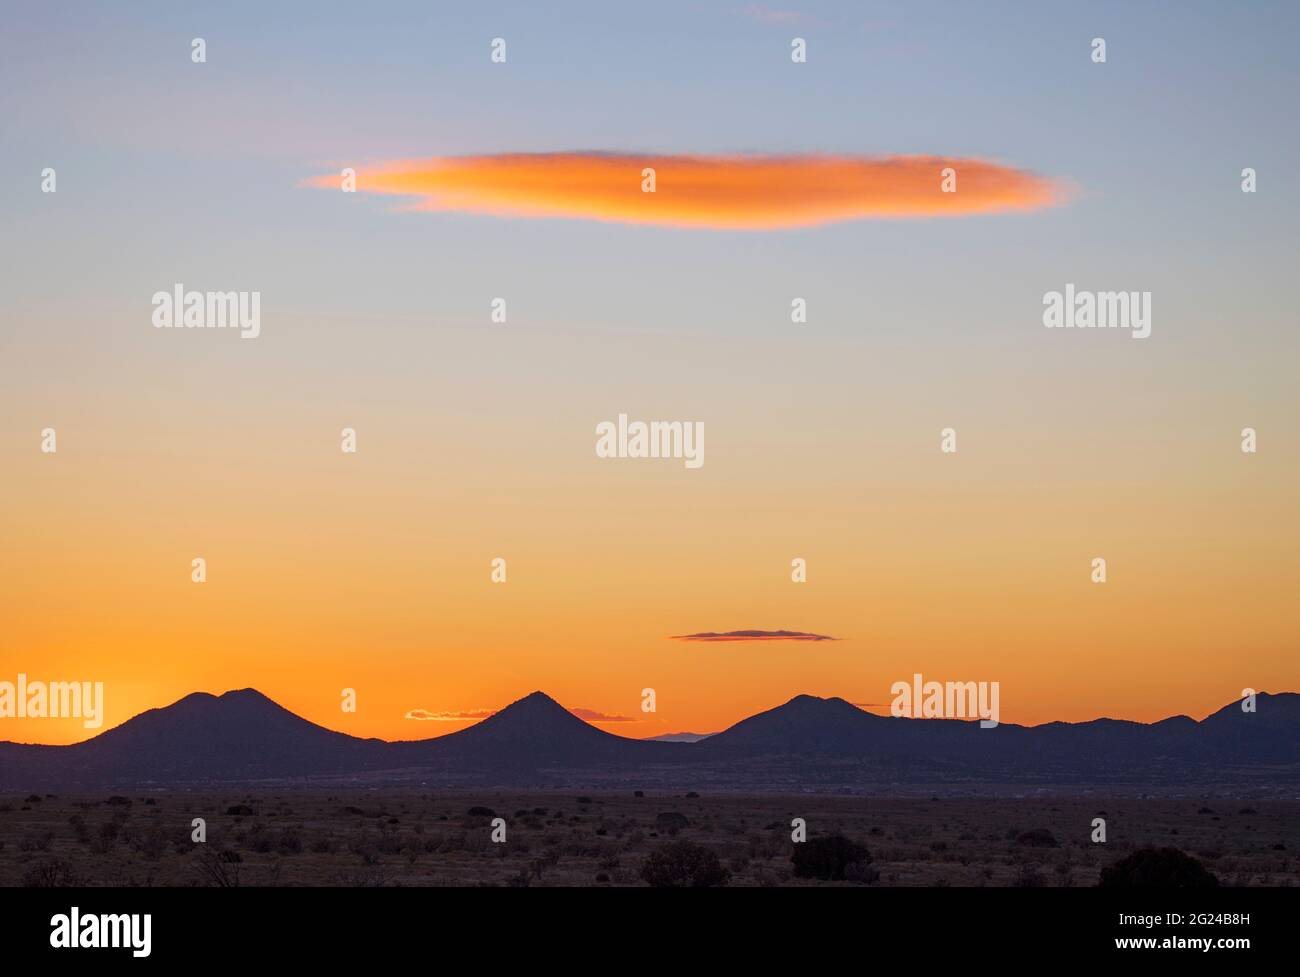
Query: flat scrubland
1 791 1295 887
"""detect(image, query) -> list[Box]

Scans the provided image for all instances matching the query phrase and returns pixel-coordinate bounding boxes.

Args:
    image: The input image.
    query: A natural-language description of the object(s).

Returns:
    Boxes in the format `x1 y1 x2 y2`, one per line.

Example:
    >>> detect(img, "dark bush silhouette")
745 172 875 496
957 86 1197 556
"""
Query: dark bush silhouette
88 821 119 854
654 812 690 834
127 823 168 859
195 848 242 887
22 859 78 887
844 859 881 883
641 840 730 887
1099 848 1219 888
791 835 873 881
225 804 254 816
467 806 496 818
1016 828 1059 848
1013 865 1048 888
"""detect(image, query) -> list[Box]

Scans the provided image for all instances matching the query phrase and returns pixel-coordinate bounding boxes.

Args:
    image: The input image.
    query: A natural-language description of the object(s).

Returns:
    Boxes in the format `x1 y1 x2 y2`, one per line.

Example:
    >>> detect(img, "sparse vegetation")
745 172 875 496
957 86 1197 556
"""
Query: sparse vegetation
0 792 1292 887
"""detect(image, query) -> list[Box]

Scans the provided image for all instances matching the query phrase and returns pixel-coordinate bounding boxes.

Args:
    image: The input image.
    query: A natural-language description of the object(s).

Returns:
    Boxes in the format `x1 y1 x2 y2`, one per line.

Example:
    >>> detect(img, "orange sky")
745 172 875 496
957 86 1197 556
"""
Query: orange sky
4 325 1297 745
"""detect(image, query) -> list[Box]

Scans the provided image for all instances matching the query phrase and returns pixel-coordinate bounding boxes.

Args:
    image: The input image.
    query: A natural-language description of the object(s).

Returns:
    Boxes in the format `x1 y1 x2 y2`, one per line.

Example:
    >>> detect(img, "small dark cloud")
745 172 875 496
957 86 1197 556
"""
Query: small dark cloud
671 629 839 642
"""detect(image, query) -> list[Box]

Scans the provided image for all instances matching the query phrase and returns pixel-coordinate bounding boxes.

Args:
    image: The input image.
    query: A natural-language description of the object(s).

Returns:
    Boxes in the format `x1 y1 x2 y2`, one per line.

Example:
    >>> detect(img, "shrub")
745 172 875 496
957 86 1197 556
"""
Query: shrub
1013 865 1048 887
1016 829 1059 848
654 812 689 835
88 821 120 854
22 859 78 887
791 835 872 881
641 840 730 888
844 860 880 883
19 830 54 852
467 806 496 818
128 823 168 859
1099 848 1219 888
68 813 91 845
245 825 276 853
195 848 242 887
226 804 254 816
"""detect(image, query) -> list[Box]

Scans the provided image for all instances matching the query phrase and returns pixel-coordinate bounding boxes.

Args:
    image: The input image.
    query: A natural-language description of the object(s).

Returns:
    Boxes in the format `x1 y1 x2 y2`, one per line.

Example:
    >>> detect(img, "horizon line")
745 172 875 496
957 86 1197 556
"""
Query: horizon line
0 684 1288 749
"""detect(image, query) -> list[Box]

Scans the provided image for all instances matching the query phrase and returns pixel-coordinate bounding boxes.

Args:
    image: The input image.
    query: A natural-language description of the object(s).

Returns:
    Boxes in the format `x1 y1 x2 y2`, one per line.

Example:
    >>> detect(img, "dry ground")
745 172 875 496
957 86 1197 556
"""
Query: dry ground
1 791 1295 887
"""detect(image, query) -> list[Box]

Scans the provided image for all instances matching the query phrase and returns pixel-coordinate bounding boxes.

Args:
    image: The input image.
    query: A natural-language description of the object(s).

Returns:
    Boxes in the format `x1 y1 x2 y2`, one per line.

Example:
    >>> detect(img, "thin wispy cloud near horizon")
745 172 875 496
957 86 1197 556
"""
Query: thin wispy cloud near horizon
567 707 636 723
305 152 1064 229
405 705 635 723
404 708 497 722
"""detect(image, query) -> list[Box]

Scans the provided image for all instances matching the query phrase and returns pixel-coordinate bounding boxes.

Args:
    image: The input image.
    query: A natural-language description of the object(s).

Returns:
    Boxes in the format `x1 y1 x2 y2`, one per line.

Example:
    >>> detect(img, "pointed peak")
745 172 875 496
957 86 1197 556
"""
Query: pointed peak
519 690 559 703
501 690 566 711
450 690 620 747
482 691 582 725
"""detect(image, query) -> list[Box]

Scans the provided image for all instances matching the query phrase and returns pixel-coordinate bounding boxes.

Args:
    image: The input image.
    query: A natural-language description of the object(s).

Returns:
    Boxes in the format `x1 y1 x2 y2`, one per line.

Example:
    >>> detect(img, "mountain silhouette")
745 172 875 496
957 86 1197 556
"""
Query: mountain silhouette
697 692 1300 786
645 732 715 743
1 688 1296 792
393 691 679 769
0 689 390 786
704 694 888 753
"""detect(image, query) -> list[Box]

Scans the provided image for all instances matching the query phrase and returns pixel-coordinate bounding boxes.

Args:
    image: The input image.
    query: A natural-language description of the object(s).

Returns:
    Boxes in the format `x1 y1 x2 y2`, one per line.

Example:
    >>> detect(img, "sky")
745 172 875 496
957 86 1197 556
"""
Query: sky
2 1 1298 744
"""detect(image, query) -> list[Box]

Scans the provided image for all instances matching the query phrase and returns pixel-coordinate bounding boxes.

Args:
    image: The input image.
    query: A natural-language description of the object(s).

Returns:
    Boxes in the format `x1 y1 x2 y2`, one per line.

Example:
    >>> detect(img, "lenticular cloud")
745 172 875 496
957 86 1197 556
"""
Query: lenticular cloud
307 152 1062 229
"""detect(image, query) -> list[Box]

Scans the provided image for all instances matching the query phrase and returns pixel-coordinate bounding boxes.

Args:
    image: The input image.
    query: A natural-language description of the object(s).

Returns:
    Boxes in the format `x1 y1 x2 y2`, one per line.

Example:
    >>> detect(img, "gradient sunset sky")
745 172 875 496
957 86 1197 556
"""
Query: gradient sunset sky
2 1 1298 744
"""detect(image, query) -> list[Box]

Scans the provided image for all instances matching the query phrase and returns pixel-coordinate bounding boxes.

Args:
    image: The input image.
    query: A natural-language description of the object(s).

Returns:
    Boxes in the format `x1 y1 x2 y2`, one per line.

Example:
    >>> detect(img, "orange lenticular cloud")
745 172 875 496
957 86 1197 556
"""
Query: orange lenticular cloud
307 153 1063 229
